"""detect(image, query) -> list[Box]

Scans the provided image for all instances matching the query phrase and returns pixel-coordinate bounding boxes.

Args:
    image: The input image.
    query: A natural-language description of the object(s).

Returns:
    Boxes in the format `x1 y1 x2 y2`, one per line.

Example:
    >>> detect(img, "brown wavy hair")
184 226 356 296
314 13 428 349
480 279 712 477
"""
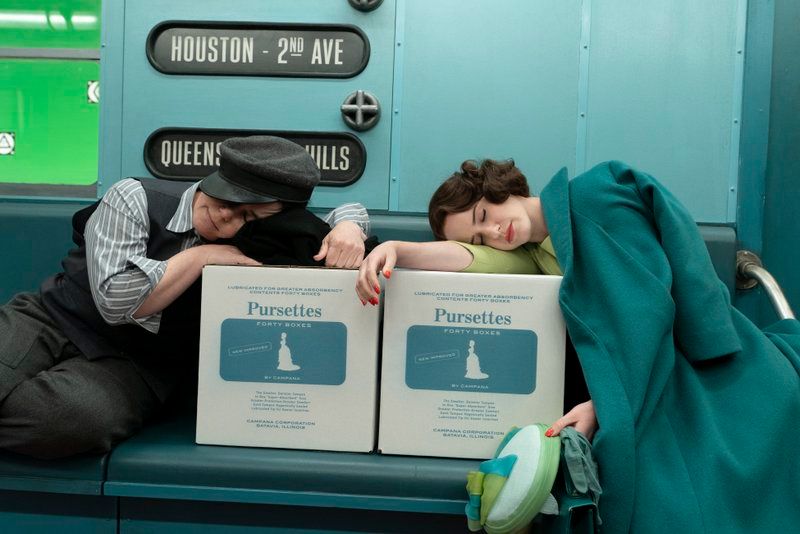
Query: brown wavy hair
428 159 530 240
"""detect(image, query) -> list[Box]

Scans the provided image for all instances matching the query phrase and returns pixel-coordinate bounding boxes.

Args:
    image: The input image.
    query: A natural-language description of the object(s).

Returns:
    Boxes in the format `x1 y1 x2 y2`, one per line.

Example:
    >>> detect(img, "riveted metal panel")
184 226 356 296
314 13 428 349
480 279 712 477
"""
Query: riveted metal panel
584 0 744 223
395 0 582 213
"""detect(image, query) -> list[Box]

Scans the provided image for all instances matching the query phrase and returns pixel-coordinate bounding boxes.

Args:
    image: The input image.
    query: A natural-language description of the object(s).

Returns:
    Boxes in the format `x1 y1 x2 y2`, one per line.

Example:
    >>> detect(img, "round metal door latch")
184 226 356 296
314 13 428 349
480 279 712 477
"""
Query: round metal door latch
341 90 381 131
348 0 384 12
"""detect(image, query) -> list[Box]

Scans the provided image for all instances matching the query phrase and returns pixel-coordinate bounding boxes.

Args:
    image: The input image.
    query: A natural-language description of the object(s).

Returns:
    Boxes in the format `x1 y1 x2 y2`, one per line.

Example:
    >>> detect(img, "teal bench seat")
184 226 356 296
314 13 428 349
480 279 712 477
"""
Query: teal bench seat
0 205 737 532
104 414 478 531
0 450 115 533
0 449 108 495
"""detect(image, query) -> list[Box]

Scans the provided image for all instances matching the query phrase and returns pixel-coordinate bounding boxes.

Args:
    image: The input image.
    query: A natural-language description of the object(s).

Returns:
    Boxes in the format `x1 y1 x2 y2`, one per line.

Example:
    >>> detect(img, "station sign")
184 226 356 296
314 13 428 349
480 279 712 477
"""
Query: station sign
144 129 366 186
147 22 369 78
0 132 14 156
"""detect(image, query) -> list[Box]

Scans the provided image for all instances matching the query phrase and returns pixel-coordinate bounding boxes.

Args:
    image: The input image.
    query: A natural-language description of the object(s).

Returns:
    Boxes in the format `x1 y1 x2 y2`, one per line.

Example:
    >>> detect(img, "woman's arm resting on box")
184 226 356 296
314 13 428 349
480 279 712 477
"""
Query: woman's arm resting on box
133 245 260 319
356 240 473 303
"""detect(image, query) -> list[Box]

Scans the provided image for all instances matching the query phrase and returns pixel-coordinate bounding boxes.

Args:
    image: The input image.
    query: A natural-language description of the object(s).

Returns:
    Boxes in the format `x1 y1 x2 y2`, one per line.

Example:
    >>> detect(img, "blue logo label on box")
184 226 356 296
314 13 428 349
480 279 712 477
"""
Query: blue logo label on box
405 325 537 394
220 319 346 385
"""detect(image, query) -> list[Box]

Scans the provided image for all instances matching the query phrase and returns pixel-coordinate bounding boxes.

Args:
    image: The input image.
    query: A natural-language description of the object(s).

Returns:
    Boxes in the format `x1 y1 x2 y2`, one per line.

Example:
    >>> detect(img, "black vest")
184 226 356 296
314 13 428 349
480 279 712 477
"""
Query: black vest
40 179 201 400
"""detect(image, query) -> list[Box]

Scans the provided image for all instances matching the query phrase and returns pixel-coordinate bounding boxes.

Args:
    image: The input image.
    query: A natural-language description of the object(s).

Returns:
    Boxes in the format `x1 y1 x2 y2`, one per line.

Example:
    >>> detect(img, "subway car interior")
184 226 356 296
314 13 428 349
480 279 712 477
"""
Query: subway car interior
0 1 798 532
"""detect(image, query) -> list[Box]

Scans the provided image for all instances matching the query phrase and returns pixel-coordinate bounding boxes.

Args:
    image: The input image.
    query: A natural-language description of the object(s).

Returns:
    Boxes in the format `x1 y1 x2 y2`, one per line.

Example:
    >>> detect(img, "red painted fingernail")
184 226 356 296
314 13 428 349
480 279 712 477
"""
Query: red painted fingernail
384 270 392 279
360 299 366 306
370 297 379 305
545 428 554 437
374 285 381 294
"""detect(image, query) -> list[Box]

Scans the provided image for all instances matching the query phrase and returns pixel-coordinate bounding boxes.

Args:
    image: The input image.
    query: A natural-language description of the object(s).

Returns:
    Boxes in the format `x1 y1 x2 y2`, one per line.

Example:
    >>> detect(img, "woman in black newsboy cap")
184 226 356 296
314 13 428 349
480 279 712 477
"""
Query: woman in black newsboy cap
0 136 369 459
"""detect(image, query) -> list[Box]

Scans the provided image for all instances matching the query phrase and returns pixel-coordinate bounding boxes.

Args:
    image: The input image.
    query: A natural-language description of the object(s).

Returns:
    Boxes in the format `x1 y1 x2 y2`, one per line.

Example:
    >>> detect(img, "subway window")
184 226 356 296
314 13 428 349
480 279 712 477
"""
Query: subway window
0 0 101 197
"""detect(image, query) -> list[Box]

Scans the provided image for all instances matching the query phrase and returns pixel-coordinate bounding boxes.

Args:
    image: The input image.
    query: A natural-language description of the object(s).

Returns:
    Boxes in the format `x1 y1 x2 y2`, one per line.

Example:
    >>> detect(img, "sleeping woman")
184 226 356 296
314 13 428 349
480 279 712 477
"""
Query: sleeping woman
356 158 800 533
356 159 594 439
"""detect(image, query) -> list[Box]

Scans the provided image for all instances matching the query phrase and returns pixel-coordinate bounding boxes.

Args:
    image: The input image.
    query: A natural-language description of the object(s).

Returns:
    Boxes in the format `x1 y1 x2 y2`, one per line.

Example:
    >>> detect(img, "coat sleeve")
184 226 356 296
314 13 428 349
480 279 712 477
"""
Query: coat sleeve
623 162 742 361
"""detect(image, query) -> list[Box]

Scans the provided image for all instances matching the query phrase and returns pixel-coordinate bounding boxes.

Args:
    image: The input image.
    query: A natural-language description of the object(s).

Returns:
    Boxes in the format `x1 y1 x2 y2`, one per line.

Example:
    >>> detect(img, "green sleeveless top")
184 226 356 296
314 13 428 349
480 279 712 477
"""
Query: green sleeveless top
455 237 562 275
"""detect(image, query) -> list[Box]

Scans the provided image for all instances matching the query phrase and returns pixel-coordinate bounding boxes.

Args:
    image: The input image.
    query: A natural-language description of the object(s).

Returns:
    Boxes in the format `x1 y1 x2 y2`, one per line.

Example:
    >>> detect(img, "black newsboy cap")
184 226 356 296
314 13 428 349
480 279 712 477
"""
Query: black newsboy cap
199 136 320 204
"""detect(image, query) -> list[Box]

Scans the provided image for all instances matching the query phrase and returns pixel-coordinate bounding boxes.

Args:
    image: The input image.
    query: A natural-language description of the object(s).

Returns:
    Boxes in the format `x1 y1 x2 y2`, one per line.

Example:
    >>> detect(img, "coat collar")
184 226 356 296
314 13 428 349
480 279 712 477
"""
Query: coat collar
539 167 573 272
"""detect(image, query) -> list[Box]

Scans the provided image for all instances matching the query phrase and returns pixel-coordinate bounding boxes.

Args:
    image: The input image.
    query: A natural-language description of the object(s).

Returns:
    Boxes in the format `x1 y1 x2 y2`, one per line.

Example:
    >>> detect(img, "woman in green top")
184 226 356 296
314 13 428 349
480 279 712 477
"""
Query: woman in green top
360 158 800 533
355 159 596 440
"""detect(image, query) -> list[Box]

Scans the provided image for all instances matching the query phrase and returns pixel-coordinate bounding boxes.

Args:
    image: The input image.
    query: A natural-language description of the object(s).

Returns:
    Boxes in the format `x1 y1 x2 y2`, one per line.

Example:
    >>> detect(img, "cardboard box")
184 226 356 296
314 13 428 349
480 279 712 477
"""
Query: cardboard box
196 265 380 452
378 270 566 459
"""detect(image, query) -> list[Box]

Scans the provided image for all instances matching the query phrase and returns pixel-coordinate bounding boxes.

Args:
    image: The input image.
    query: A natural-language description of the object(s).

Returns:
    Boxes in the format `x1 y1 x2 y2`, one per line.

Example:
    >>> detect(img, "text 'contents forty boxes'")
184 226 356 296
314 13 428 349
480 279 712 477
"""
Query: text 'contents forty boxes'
196 266 380 452
379 271 566 459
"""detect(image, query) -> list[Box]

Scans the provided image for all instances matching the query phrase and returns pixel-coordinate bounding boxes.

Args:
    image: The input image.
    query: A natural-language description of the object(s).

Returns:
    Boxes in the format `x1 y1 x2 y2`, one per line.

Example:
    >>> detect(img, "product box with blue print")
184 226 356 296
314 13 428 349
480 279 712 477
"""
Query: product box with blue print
196 265 380 452
378 270 565 459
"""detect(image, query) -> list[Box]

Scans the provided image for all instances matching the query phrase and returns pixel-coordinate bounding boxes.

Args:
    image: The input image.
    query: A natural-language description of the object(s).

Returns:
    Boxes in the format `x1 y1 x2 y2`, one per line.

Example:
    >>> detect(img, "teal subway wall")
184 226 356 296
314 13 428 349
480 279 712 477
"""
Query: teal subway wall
97 0 747 221
760 0 800 323
3 0 798 316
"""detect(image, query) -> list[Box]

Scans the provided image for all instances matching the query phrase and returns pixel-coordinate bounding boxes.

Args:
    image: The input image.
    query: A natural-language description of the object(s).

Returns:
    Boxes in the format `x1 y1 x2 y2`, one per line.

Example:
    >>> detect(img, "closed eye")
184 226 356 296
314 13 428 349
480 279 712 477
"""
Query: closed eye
470 202 485 245
472 205 486 244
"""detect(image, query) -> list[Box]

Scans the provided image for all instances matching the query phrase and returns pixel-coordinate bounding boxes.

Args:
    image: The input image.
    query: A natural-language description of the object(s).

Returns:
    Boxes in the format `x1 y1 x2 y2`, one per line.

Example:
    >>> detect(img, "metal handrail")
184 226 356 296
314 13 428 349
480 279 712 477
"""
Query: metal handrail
736 250 796 320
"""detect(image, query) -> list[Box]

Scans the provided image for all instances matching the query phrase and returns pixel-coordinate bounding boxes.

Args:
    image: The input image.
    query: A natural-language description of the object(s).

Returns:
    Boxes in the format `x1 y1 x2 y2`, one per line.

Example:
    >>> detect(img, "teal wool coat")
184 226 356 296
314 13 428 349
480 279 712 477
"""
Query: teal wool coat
540 161 800 533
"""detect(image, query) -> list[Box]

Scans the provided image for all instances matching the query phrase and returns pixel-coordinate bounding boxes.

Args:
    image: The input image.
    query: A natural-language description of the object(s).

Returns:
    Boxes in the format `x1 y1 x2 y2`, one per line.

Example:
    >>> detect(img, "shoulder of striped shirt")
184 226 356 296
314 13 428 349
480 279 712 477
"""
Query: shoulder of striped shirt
103 178 146 200
95 179 149 224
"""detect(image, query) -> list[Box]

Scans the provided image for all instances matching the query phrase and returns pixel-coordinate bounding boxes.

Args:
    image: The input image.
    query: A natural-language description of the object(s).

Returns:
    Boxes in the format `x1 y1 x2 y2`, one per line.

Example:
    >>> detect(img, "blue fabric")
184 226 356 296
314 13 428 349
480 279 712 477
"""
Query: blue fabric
465 495 482 520
479 454 518 477
541 161 800 533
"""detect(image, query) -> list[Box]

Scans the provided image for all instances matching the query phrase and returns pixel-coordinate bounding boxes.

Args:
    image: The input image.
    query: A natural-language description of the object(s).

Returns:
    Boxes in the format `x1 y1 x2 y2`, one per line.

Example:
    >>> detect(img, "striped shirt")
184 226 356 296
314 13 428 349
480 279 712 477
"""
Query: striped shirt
84 178 370 333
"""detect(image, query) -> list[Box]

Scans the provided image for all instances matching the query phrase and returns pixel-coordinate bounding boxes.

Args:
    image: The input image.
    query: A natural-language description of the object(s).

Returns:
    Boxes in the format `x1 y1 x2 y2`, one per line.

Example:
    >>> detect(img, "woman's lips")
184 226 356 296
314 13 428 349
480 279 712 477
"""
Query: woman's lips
505 222 515 243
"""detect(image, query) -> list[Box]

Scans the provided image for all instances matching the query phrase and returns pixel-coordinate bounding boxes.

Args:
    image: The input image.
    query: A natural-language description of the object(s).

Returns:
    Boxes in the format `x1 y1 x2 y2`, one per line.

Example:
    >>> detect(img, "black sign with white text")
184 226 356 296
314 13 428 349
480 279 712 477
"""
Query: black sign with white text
144 129 366 186
147 22 369 77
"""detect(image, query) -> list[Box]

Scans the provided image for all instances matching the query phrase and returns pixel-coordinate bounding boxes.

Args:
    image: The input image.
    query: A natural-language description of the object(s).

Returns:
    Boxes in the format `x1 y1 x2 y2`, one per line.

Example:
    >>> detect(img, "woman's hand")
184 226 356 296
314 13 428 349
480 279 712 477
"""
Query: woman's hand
545 400 598 441
356 241 398 304
314 220 366 269
355 240 477 305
